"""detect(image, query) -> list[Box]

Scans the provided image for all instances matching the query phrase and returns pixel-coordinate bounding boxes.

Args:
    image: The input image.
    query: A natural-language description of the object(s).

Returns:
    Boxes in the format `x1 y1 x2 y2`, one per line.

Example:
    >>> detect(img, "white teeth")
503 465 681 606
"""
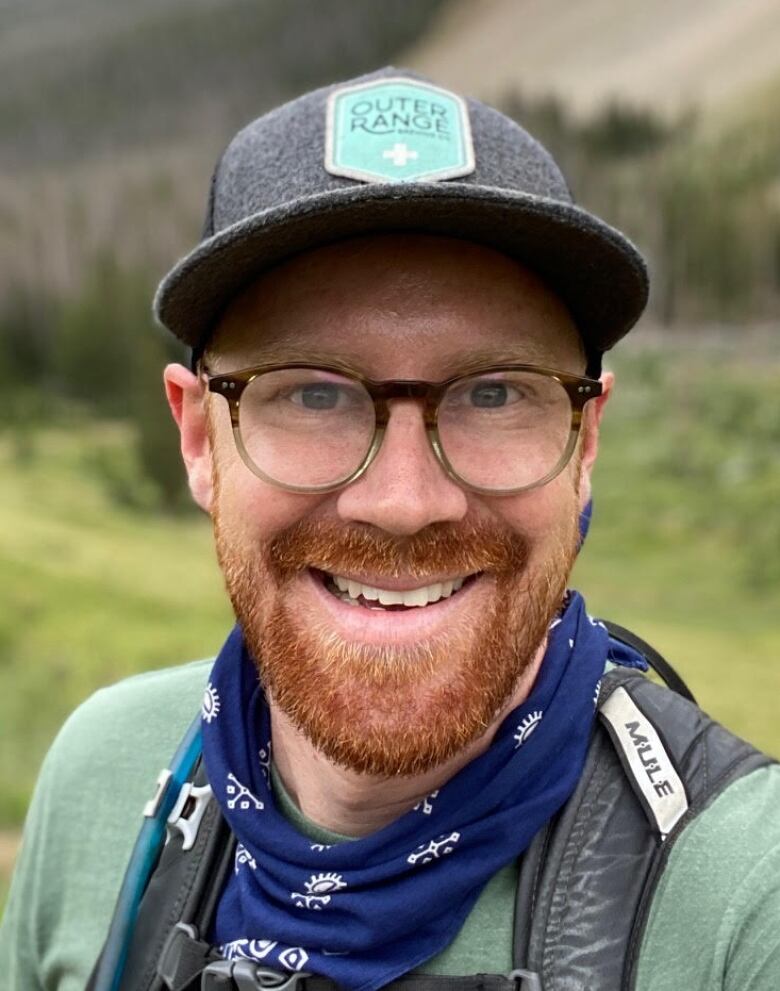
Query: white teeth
403 587 429 608
425 583 442 604
377 588 404 606
327 573 471 608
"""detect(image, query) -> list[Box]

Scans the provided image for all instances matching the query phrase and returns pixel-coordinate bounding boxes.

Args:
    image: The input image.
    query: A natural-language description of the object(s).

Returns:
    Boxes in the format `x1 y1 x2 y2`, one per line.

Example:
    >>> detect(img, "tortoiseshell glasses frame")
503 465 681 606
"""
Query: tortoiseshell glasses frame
205 361 603 496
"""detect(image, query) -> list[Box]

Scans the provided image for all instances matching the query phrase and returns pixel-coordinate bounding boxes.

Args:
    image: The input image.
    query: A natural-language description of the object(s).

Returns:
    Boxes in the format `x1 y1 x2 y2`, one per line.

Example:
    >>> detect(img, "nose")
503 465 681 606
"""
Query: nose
335 400 469 535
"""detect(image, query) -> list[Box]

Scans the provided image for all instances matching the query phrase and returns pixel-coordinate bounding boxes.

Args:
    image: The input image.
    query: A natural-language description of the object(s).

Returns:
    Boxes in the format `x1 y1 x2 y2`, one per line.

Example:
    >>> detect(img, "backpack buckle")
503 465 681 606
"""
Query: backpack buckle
507 969 542 991
202 960 311 991
167 782 213 851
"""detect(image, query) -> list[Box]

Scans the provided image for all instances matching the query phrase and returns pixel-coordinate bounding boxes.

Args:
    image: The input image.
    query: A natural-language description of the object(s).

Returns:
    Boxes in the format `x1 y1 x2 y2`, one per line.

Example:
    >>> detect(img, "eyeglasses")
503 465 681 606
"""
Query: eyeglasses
206 361 602 495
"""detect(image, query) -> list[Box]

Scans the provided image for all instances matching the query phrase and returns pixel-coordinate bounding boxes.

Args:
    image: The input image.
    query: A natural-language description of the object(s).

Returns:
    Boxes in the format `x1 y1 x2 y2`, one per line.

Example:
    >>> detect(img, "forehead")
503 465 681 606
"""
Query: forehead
208 234 585 376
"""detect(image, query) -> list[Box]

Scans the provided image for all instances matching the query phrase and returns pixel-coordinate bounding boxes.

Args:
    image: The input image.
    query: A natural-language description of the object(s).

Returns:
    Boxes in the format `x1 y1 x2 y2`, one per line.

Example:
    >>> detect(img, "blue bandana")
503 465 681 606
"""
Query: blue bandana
201 591 645 991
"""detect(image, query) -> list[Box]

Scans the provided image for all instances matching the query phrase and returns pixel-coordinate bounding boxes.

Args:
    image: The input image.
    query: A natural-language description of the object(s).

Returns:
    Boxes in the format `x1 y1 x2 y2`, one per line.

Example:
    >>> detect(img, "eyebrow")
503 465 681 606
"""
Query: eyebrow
433 347 561 375
210 344 566 378
206 345 360 374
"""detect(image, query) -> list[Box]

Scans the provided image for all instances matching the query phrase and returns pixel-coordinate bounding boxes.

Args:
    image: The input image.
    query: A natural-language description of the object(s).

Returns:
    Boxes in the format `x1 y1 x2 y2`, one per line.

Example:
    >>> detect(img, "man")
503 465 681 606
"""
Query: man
1 68 778 991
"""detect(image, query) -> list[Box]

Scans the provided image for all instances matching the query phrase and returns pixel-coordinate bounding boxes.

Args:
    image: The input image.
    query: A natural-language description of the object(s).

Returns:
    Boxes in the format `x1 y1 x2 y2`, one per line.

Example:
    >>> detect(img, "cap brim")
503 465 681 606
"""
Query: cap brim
154 182 648 354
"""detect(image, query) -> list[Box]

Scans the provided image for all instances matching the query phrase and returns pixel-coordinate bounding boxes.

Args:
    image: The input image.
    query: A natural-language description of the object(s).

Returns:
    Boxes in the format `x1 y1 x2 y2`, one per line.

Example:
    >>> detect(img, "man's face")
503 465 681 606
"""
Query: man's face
169 235 610 777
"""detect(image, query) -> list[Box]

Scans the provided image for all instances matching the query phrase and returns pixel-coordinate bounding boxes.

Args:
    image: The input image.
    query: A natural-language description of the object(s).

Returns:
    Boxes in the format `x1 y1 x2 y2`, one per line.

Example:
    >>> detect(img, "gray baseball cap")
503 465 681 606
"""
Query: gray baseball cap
154 66 648 359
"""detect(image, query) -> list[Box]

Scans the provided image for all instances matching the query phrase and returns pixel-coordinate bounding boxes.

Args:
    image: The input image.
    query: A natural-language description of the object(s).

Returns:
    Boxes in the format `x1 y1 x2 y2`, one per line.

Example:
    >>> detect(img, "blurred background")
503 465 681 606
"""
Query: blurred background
1 0 779 900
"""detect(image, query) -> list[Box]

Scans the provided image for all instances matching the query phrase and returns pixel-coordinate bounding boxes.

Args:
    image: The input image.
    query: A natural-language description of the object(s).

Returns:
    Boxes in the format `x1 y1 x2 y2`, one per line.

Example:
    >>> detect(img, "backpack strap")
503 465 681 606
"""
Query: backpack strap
89 754 234 991
126 756 234 991
601 620 696 703
513 667 772 991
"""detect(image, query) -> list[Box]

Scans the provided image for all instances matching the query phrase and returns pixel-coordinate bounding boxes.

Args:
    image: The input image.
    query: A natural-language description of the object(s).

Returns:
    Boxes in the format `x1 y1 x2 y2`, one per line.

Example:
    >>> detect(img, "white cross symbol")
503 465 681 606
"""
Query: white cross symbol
382 143 419 167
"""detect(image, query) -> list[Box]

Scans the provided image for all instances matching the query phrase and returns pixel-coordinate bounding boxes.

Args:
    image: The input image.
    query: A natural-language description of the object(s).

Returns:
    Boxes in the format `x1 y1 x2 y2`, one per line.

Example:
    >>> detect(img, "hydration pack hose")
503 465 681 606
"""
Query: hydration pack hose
91 713 203 991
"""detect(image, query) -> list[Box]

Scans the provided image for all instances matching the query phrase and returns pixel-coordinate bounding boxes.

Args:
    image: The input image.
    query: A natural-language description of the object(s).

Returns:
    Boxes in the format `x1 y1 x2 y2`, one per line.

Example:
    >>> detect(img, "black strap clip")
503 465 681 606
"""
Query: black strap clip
158 922 218 990
201 960 312 991
507 969 542 991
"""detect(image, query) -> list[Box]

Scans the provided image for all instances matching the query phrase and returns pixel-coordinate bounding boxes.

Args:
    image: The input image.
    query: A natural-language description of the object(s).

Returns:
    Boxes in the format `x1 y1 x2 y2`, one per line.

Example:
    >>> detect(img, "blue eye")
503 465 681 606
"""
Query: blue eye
297 383 341 410
470 382 509 408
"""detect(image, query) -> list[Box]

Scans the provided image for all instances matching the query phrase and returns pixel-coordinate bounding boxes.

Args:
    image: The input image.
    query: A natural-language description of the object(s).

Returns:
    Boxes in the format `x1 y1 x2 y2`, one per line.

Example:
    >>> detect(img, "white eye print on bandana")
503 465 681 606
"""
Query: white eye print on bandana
593 679 603 708
225 772 264 811
310 842 334 851
407 831 460 866
222 938 276 960
235 843 257 874
201 683 221 723
279 947 310 972
414 789 440 815
258 741 271 784
513 710 544 749
588 614 608 631
220 940 310 972
291 872 348 910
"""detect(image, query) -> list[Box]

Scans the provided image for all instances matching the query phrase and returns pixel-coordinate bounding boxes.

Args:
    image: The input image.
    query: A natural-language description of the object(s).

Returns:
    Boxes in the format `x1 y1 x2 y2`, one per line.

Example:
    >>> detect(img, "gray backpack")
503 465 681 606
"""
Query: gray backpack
89 626 772 991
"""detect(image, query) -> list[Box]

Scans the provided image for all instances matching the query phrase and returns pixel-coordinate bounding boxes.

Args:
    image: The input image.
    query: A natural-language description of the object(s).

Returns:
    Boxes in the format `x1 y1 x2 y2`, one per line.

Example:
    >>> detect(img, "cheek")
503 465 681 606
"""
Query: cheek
209 409 331 539
486 469 581 543
213 456 329 548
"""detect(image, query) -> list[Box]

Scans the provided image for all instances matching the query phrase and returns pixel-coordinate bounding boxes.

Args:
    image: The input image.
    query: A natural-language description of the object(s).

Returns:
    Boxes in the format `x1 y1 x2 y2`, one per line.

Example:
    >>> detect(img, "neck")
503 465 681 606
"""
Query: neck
270 638 548 837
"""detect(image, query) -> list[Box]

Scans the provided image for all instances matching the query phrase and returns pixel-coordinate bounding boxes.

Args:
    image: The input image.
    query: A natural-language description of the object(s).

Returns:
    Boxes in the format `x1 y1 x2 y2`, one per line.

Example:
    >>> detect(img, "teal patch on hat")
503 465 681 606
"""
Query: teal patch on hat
325 77 475 184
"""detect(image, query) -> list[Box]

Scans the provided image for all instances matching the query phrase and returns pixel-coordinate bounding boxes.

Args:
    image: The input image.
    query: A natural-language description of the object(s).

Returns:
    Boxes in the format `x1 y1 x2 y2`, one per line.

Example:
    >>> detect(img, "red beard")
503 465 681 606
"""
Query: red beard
214 505 580 777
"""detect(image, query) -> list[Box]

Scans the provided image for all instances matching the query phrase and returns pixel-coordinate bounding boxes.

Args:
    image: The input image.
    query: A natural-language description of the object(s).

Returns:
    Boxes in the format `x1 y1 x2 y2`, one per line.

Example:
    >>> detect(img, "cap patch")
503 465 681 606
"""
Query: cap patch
325 77 475 184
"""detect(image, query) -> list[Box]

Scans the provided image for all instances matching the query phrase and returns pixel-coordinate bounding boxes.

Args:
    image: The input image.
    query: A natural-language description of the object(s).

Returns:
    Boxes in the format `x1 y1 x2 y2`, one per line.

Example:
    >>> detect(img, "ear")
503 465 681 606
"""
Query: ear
576 370 614 512
163 363 214 513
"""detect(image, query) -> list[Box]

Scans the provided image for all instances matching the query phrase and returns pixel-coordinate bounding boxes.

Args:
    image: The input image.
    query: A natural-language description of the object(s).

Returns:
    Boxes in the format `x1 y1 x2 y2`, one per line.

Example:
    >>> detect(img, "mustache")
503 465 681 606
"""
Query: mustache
268 519 530 581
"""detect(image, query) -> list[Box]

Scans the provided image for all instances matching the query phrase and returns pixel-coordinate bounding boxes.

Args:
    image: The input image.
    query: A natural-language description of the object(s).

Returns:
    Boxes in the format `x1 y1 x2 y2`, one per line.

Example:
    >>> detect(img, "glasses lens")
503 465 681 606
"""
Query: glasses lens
437 370 574 490
238 369 375 487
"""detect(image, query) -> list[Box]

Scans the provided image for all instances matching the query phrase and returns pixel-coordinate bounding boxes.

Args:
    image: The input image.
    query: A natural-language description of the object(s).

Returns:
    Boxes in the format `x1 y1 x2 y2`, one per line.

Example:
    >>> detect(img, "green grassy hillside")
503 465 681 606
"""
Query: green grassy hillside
1 332 778 904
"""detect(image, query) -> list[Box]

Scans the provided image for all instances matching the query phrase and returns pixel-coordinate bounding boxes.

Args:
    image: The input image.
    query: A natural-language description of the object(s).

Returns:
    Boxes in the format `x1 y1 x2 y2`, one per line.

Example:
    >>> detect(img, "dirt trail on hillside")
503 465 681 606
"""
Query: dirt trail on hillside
403 0 780 117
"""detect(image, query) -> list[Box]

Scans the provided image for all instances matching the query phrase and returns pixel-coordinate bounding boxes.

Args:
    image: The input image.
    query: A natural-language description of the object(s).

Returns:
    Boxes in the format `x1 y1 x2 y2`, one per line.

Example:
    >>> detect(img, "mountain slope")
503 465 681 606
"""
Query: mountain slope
403 0 780 118
0 0 446 168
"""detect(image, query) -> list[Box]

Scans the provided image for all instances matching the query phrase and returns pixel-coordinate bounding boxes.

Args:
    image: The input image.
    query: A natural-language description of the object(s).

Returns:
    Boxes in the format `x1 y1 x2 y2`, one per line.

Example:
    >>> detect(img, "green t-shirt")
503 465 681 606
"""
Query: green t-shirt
1 659 779 990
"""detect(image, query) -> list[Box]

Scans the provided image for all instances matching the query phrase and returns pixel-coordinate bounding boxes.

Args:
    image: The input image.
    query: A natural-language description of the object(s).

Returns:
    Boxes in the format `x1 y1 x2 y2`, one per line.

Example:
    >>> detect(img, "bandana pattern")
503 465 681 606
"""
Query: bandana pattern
201 591 646 991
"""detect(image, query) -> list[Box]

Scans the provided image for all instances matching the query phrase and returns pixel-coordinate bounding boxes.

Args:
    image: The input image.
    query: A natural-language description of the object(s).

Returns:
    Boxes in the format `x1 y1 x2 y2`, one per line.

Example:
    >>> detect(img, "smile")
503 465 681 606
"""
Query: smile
302 568 487 644
322 572 472 610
